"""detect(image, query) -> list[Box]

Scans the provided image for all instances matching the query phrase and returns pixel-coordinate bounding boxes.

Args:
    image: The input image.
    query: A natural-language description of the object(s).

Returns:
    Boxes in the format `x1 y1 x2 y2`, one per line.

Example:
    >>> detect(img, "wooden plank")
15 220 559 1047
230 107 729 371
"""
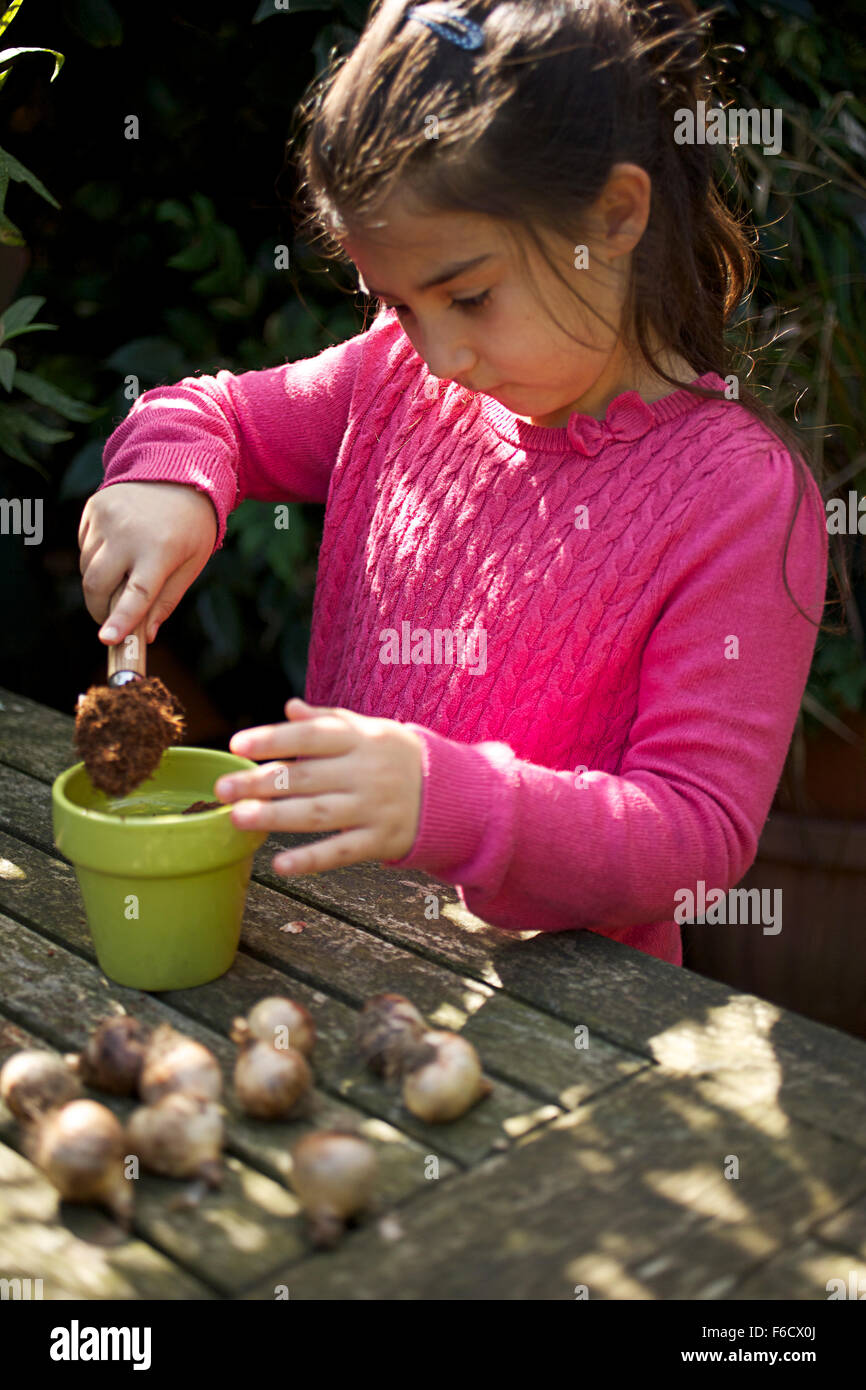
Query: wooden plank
813 1192 866 1259
243 1066 866 1300
0 1138 218 1300
0 687 78 783
728 1237 866 1301
0 827 650 1113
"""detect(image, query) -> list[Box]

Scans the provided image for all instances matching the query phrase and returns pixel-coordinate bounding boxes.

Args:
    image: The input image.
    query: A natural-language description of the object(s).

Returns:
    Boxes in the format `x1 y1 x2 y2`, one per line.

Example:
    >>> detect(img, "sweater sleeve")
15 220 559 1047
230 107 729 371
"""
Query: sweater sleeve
96 311 389 552
383 447 829 935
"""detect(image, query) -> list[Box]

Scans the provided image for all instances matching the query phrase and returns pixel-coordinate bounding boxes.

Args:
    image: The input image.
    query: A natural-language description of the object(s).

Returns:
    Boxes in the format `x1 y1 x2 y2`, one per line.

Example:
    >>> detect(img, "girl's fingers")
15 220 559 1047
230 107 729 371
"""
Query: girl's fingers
229 716 351 762
272 828 377 877
230 792 362 835
214 758 350 802
95 560 170 643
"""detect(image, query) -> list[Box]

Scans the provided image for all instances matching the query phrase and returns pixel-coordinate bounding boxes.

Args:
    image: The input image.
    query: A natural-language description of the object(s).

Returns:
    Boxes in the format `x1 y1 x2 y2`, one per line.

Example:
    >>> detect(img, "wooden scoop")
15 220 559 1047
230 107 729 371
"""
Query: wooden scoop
105 583 148 688
74 584 187 798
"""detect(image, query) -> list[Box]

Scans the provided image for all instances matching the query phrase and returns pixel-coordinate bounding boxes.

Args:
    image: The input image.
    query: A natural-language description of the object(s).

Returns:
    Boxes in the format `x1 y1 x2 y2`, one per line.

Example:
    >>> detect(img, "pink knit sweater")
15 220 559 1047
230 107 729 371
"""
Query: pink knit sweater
98 306 828 965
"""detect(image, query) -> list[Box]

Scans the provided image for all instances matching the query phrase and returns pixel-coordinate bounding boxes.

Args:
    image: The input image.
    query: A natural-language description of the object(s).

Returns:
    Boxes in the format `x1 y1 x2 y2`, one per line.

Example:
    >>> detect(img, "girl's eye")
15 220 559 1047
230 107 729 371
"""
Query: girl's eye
453 290 491 311
387 290 491 316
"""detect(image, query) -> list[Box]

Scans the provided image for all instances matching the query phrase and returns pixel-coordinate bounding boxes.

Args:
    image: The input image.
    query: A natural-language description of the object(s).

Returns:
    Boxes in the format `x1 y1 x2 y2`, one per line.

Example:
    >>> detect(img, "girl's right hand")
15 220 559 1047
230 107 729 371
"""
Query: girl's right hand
78 481 219 646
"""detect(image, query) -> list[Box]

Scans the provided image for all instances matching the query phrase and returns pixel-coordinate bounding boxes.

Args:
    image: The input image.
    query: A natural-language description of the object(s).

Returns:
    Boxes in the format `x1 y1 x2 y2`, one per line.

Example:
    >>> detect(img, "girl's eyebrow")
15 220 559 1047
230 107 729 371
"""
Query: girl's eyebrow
365 252 496 299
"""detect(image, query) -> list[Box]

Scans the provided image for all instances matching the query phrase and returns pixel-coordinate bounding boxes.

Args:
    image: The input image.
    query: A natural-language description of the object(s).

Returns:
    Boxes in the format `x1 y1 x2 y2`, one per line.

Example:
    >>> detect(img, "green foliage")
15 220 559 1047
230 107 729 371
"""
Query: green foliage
806 632 866 716
0 1 65 243
63 0 122 48
0 1 98 476
703 0 866 736
0 294 103 472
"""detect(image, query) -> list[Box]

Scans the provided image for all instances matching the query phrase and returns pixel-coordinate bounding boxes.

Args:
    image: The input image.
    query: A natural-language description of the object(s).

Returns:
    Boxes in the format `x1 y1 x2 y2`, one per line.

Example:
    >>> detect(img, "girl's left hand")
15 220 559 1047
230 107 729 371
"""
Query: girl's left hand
214 698 424 877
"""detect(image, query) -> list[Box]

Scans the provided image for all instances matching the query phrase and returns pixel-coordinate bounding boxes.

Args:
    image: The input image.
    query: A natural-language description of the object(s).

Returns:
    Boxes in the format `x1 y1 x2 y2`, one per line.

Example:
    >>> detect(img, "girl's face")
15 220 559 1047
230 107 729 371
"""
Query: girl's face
341 170 689 428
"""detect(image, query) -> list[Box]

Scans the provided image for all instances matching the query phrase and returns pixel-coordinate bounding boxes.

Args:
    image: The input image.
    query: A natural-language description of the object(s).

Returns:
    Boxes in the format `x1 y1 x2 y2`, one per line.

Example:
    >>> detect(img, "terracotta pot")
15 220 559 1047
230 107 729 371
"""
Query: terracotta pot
682 810 866 1040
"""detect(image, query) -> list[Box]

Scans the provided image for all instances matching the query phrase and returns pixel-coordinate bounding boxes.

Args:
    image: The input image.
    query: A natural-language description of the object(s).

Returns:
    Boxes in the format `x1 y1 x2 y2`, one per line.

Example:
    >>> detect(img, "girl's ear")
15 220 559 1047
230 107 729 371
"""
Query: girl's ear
595 162 652 260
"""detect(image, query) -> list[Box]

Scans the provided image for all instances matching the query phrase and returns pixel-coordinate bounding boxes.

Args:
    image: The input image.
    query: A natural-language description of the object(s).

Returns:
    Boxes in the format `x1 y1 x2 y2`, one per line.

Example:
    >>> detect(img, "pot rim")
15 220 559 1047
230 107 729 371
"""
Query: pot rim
52 746 259 826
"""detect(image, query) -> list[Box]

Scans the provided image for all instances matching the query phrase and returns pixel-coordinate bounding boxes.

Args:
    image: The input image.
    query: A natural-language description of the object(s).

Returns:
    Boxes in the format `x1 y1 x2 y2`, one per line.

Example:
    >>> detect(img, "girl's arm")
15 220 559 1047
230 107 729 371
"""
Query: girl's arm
384 447 829 944
97 308 394 551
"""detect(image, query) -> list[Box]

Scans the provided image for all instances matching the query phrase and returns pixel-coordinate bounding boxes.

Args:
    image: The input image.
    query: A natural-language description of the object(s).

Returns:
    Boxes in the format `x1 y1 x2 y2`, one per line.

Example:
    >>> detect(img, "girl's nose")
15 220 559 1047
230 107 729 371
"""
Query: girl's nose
425 342 477 384
407 318 477 385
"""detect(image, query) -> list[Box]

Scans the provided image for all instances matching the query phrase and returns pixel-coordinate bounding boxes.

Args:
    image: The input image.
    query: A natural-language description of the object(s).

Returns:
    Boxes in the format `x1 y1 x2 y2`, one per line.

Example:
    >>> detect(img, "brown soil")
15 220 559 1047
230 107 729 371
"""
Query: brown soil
74 676 186 798
182 800 222 814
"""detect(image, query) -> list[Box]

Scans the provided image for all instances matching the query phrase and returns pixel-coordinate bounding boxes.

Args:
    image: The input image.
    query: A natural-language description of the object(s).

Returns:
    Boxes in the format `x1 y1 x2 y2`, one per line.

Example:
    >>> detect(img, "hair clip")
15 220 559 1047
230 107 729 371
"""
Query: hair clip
406 5 485 51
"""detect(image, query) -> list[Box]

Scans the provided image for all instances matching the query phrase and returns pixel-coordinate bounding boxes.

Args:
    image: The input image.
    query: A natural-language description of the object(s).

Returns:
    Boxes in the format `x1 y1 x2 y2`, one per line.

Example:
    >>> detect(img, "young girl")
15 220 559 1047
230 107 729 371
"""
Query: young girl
78 0 833 967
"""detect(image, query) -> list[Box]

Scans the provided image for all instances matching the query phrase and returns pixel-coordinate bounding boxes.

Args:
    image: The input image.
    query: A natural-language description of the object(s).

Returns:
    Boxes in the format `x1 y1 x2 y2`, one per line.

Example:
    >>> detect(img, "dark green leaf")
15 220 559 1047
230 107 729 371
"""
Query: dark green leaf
58 439 107 500
0 295 46 337
0 146 60 210
0 346 15 390
13 414 73 444
155 198 195 230
104 337 189 384
64 0 123 47
0 408 48 473
168 230 219 273
11 369 105 421
72 180 123 221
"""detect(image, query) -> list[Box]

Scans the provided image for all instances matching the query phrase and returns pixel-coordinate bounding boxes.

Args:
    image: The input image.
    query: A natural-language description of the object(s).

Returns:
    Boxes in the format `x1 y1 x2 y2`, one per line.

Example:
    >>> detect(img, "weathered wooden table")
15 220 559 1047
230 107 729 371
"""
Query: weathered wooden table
2 684 866 1301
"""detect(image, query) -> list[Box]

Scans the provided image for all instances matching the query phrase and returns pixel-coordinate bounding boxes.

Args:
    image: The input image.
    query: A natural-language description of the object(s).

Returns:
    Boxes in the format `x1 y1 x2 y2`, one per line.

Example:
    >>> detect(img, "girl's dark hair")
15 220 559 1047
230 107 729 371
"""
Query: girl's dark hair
288 0 849 632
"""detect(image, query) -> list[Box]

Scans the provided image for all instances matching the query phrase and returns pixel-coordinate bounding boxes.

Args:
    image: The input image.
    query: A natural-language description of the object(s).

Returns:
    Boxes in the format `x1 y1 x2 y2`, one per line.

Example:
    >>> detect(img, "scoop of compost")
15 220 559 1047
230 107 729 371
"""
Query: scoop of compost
74 677 186 798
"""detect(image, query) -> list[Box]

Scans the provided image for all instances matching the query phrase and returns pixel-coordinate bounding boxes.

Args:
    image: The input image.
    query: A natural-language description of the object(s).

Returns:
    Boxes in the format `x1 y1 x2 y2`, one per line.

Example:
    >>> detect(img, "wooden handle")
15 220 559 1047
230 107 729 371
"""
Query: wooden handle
106 582 148 680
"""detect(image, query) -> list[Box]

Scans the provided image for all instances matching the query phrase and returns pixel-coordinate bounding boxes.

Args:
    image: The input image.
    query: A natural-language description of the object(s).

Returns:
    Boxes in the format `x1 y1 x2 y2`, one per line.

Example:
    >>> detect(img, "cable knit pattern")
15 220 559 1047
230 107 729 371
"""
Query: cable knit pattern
98 306 829 966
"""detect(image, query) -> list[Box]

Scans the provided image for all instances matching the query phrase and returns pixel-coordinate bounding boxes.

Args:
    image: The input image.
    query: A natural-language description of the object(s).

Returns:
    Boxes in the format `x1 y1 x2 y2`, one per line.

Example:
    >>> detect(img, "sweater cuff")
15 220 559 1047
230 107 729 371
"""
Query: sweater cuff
381 723 498 877
98 450 236 553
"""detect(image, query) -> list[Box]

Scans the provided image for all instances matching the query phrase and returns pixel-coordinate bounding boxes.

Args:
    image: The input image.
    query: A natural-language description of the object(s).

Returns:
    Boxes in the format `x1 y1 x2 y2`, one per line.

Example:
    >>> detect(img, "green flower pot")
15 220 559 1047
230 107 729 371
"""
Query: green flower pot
52 747 268 991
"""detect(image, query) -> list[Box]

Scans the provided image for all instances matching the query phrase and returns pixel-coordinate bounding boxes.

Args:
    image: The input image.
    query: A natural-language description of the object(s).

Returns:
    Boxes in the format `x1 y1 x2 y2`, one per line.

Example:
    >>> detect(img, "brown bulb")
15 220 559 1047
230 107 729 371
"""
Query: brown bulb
66 1016 151 1095
139 1024 222 1104
230 996 316 1056
233 1041 311 1120
401 1031 493 1123
127 1093 224 1187
26 1099 132 1226
0 1049 82 1121
290 1131 378 1247
356 994 428 1081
